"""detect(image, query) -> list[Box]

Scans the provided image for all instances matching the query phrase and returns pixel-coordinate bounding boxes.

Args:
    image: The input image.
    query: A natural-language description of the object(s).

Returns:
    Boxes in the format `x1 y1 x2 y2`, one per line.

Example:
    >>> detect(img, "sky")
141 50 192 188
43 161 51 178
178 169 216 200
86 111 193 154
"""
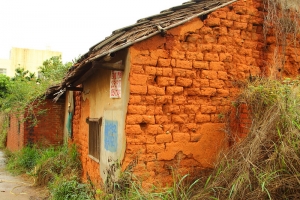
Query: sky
0 0 186 63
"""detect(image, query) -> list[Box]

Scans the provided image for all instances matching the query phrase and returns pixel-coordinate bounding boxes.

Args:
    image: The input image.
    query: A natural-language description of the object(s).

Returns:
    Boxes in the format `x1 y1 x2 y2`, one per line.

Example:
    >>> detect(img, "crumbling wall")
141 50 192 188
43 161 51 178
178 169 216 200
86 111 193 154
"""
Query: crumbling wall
70 91 102 187
123 0 265 187
23 98 65 147
6 114 24 151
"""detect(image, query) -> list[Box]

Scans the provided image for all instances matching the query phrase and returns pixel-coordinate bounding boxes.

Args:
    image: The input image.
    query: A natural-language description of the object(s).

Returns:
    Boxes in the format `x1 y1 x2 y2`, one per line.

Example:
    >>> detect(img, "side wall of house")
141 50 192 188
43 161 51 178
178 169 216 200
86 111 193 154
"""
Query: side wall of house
23 98 65 147
6 114 24 151
123 0 266 187
70 54 131 187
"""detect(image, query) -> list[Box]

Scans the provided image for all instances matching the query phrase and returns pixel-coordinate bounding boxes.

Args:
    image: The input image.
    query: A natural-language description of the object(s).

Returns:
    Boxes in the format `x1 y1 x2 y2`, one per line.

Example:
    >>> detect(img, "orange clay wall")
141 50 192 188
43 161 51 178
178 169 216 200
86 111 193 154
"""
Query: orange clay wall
70 0 300 188
122 0 268 188
70 92 102 187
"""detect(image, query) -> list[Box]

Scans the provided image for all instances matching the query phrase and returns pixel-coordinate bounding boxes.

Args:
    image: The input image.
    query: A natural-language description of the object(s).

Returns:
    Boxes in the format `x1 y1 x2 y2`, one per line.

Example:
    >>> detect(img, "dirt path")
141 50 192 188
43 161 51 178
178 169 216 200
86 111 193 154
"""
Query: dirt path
0 150 50 200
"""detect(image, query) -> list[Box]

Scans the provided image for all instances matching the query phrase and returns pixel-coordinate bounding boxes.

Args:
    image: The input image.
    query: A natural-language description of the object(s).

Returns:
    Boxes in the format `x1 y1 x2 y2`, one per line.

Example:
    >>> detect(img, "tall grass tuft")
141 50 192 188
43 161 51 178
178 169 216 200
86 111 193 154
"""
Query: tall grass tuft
192 78 300 199
6 145 41 174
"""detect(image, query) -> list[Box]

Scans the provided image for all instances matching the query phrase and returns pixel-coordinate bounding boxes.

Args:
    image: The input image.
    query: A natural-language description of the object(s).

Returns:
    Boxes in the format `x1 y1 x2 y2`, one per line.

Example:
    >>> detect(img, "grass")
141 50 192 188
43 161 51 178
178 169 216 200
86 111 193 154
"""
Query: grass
4 78 300 199
191 78 300 199
5 144 95 200
0 113 8 149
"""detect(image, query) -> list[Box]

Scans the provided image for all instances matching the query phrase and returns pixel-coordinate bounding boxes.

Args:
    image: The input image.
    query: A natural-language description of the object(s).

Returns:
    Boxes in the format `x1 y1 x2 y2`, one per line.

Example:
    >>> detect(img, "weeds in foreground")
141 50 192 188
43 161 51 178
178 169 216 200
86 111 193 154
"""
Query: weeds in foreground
191 78 300 199
5 144 94 200
0 113 8 149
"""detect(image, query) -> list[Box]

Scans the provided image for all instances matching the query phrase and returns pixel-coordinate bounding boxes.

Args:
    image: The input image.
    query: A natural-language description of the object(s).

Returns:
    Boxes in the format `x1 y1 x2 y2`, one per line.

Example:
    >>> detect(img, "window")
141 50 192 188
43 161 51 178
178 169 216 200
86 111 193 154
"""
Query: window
0 68 6 75
88 118 102 161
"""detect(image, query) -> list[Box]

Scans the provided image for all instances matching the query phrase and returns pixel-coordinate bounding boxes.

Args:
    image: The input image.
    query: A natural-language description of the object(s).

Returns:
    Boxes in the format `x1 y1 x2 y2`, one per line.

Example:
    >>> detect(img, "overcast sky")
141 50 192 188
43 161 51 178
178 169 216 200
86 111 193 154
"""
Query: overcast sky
0 0 185 62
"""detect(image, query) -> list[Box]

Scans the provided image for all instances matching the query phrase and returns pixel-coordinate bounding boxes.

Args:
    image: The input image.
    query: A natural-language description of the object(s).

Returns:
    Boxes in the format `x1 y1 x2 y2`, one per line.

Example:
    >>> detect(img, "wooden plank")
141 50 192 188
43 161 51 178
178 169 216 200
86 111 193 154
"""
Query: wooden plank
93 60 125 71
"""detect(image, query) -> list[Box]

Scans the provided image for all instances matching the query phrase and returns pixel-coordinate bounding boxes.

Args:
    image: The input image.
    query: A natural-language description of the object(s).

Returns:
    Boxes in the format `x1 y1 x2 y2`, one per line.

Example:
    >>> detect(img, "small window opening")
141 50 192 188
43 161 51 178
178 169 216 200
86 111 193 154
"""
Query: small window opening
88 118 102 161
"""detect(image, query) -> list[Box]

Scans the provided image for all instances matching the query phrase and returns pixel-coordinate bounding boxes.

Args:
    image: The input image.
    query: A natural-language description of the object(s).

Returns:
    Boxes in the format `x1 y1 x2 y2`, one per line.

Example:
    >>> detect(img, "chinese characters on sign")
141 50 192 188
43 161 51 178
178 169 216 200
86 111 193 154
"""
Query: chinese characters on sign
110 71 122 98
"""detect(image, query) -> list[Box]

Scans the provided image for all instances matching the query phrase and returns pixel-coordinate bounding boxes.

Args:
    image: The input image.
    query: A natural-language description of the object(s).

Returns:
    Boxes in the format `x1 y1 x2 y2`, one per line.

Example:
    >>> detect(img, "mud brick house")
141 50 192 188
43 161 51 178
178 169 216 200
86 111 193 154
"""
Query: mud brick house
50 0 300 188
6 93 65 151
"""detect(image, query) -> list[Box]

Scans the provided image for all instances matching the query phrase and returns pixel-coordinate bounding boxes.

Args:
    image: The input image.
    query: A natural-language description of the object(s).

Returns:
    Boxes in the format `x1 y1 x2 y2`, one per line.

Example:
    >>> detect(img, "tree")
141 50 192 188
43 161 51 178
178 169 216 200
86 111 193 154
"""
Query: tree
38 56 72 85
0 74 10 98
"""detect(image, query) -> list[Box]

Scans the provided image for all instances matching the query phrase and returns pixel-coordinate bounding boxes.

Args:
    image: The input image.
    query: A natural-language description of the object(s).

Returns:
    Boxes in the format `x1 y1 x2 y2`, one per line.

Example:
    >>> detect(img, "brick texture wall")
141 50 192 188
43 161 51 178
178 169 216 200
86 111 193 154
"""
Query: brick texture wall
70 0 300 188
122 0 268 187
6 98 65 151
6 114 24 151
69 92 102 187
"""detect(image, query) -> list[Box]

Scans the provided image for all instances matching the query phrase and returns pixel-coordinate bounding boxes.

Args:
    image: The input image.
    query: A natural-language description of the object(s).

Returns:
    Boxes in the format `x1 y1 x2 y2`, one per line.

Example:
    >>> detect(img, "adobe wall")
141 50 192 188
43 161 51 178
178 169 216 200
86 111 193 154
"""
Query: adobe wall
70 91 102 187
123 0 267 187
23 98 65 147
6 114 24 151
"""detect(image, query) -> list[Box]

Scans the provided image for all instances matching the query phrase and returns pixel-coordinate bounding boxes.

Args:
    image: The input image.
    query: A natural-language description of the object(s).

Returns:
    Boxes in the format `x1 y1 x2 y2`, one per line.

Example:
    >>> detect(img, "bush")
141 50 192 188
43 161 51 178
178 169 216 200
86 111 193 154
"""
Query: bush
6 145 41 174
191 78 300 199
49 177 94 200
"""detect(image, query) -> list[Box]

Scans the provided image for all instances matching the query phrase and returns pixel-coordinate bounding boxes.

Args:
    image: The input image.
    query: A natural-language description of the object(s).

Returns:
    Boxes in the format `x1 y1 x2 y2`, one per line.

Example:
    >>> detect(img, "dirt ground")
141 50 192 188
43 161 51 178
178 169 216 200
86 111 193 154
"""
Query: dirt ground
0 150 50 200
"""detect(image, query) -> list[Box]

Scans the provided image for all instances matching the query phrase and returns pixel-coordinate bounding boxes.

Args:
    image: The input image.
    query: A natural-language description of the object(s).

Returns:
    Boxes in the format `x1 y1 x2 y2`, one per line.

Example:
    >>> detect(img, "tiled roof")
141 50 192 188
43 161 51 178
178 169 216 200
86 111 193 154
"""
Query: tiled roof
52 0 237 99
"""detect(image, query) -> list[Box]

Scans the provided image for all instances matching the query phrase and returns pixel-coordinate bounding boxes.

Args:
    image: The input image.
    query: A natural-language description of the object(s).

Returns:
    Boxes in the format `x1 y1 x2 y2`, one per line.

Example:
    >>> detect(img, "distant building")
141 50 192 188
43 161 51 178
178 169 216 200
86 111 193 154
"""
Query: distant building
0 59 10 75
0 47 61 77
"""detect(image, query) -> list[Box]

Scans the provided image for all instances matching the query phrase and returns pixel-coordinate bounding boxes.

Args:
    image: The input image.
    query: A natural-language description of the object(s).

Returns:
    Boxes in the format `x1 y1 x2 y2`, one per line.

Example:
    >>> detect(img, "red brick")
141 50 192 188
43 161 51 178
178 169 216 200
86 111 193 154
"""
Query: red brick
162 105 180 114
170 50 185 59
184 105 200 114
201 105 217 114
166 86 184 95
146 125 163 135
218 71 228 80
186 52 203 60
172 114 188 123
150 49 169 59
173 95 186 105
210 79 225 89
204 53 219 61
173 69 196 78
162 68 173 76
210 62 225 71
201 88 217 96
176 60 192 69
176 77 193 87
158 59 171 67
132 55 157 66
148 85 165 95
201 70 218 79
130 85 147 94
144 66 156 75
220 19 234 27
131 65 144 74
205 18 220 27
193 61 209 69
128 105 147 114
217 89 230 97
157 77 175 86
156 134 172 144
130 74 148 85
185 88 201 96
129 95 142 104
195 114 210 123
126 125 143 135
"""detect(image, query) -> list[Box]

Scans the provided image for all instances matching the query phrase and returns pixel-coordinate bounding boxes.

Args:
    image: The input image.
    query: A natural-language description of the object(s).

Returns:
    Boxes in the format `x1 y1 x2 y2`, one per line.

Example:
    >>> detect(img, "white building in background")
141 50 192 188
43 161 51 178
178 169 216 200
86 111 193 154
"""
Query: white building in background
0 59 10 75
0 47 61 77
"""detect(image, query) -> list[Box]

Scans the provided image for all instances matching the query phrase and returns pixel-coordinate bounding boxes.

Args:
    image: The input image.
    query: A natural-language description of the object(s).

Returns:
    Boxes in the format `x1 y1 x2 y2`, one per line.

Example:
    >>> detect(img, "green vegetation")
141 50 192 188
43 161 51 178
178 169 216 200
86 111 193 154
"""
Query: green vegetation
191 78 300 199
0 56 71 115
5 144 94 200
